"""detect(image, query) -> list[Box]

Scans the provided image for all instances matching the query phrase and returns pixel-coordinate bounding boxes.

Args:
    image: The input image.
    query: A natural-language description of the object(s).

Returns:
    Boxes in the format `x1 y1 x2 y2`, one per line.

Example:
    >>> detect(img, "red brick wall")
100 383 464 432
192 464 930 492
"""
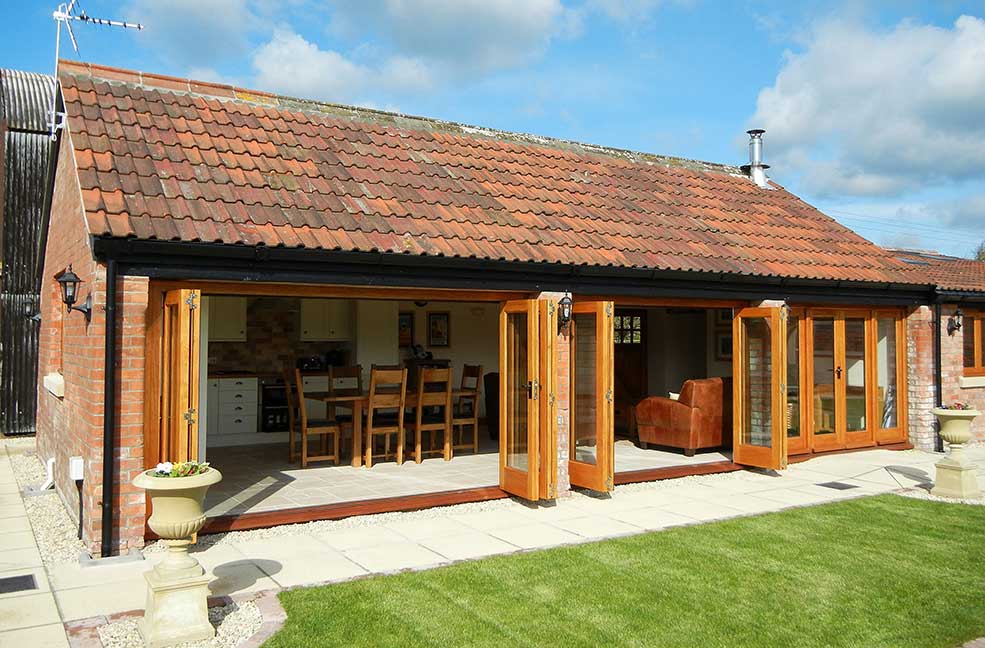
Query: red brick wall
36 133 149 556
907 305 985 451
555 321 571 495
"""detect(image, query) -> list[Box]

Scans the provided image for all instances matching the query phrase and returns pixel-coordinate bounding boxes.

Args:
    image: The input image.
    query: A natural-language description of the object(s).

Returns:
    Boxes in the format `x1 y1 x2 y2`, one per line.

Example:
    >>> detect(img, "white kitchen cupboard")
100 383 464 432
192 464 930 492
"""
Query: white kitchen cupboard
209 296 247 342
300 299 352 341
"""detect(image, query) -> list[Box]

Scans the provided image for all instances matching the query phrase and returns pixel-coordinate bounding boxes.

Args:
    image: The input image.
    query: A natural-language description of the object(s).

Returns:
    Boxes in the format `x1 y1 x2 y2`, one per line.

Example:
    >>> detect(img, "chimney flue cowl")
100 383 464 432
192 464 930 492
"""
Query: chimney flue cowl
743 128 770 189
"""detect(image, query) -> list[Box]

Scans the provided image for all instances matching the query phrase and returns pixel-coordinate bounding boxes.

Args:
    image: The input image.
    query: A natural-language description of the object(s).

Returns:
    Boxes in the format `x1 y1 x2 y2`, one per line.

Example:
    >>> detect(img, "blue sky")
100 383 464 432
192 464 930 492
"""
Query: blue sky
3 0 984 257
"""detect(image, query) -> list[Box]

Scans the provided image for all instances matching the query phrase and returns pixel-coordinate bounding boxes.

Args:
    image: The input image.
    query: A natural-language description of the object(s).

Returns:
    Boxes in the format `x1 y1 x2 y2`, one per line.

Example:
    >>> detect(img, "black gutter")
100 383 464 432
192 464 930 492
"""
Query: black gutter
92 239 936 307
100 258 117 557
933 302 944 453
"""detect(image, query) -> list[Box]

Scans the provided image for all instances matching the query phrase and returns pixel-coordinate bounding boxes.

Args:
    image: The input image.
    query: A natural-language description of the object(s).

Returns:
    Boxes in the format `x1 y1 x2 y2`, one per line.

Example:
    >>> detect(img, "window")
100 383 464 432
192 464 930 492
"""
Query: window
964 312 985 377
613 313 643 345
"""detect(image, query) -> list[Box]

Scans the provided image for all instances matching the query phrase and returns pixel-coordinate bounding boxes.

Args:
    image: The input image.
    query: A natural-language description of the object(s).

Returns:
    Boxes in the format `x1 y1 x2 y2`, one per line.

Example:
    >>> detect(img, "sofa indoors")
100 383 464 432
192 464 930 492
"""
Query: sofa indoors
633 377 732 456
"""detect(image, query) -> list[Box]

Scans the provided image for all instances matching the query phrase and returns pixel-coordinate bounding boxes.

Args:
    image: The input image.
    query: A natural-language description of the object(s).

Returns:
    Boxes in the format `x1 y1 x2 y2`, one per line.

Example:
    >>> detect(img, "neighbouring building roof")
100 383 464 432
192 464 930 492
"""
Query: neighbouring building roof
57 60 927 286
891 249 985 293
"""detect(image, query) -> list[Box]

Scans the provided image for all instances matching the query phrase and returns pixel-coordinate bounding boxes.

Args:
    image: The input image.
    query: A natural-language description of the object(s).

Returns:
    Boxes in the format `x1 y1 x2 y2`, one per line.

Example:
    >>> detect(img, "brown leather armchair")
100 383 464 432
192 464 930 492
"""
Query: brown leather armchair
633 377 732 456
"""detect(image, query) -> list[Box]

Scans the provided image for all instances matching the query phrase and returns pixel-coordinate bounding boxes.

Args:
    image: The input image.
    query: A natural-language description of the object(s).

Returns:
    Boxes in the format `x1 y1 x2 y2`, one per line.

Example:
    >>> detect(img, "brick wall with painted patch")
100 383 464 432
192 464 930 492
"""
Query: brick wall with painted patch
36 132 148 557
907 304 985 452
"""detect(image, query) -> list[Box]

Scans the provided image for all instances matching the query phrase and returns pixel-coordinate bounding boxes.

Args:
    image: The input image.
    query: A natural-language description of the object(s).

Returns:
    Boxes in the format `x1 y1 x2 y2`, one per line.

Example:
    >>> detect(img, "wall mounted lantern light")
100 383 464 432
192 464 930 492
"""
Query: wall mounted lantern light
56 265 92 323
947 307 963 335
558 293 573 332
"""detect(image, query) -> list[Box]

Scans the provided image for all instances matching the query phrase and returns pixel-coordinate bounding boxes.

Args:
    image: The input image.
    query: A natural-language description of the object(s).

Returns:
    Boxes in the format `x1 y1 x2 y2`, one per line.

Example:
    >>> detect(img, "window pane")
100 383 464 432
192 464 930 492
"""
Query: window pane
572 313 598 465
877 318 898 429
787 315 800 438
742 317 772 447
813 318 835 436
506 311 528 471
844 318 867 432
964 318 976 368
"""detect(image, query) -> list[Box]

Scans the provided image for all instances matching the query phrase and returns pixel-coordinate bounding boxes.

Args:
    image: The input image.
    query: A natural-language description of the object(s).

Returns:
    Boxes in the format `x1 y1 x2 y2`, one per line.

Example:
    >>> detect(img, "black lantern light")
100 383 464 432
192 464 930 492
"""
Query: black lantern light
558 293 573 331
948 307 963 335
56 265 92 323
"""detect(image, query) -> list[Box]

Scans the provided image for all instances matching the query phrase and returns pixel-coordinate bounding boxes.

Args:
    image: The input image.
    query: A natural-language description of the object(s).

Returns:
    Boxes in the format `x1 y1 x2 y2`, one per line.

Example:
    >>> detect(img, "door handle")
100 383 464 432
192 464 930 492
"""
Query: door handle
835 366 843 379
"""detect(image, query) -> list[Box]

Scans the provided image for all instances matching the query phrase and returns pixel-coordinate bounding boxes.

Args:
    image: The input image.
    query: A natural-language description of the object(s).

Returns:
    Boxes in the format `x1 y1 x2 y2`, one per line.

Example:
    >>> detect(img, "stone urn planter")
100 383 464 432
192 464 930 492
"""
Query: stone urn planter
931 407 981 499
133 463 222 647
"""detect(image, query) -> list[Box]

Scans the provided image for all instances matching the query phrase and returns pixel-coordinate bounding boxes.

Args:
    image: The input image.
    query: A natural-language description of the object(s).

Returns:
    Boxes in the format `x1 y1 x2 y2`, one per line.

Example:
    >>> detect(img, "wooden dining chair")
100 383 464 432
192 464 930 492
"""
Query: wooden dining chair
452 364 483 455
329 365 363 454
284 369 301 463
407 367 453 463
364 367 408 468
294 369 342 468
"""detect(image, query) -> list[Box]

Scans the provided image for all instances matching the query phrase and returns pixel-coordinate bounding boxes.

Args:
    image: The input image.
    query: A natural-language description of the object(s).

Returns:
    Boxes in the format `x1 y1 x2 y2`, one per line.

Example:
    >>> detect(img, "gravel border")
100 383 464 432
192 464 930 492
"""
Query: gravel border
895 487 984 505
65 591 283 648
5 437 88 565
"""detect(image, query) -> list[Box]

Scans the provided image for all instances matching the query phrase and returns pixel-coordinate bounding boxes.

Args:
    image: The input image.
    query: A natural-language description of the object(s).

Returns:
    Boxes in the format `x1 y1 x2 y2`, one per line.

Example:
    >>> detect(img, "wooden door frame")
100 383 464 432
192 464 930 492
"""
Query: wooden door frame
499 299 541 500
144 279 535 470
786 308 809 455
732 306 787 470
568 301 615 493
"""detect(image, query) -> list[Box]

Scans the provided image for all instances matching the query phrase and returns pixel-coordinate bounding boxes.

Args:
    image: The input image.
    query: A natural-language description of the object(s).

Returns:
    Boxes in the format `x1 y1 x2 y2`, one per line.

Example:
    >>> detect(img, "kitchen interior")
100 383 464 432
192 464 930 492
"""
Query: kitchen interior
197 294 503 516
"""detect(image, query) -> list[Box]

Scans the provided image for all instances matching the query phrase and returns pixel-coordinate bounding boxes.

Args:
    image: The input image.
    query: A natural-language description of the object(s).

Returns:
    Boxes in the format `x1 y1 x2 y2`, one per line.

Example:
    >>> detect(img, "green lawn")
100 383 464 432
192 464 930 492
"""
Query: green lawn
268 495 985 648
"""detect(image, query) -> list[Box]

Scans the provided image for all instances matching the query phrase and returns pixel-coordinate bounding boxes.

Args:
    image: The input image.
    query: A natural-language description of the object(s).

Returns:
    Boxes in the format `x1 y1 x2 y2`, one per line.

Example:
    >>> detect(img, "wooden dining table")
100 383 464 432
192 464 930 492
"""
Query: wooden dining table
305 389 478 468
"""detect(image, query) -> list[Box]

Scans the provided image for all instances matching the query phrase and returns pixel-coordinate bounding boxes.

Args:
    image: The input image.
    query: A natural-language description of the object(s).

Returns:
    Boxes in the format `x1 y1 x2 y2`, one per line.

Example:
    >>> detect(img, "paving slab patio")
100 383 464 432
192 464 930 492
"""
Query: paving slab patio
3 437 984 645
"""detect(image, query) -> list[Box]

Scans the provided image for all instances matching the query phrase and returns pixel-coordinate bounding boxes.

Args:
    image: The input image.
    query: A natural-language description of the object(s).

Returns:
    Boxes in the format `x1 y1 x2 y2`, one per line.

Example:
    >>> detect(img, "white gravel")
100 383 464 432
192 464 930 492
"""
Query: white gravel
97 599 263 648
5 437 87 566
894 488 985 505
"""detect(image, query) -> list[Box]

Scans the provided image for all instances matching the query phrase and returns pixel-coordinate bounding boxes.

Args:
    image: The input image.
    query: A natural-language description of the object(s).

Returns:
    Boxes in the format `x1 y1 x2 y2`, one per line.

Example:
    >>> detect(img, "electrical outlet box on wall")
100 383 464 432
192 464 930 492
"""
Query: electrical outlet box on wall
68 456 85 481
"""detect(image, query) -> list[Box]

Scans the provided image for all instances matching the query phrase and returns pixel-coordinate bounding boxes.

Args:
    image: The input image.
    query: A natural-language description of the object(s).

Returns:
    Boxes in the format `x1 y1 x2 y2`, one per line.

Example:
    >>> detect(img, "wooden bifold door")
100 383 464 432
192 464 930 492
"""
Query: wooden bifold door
156 289 202 464
568 301 615 493
732 307 787 470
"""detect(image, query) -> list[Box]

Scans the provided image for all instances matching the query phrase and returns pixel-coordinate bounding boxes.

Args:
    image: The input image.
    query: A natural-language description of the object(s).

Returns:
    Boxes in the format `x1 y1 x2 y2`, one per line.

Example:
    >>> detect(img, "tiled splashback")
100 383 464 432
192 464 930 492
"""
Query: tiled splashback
207 296 350 374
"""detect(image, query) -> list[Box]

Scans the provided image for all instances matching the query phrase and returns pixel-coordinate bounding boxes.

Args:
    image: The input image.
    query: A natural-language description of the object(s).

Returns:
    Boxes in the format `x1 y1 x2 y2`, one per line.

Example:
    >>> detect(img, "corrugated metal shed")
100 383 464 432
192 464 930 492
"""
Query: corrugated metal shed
1 69 56 436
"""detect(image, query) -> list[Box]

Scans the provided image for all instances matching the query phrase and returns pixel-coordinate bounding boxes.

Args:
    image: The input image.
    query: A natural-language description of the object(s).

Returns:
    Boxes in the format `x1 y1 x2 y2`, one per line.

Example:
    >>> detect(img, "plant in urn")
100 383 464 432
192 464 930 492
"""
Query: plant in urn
133 461 222 646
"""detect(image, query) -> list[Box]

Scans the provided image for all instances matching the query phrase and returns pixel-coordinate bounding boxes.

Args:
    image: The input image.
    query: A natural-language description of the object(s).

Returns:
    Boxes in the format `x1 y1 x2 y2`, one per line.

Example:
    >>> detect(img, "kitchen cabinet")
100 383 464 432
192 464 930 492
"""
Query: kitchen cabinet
300 299 352 341
209 296 247 342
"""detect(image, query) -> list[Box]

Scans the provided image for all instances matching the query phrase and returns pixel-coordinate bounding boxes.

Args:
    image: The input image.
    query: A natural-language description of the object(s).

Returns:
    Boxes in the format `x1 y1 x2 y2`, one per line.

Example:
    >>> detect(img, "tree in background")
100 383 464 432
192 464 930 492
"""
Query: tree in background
976 240 985 262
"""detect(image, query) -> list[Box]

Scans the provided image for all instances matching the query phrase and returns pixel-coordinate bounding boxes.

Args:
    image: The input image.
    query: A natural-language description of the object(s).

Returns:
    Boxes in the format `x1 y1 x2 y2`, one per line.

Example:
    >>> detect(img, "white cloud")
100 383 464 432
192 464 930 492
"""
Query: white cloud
750 15 985 198
326 0 570 75
252 29 433 105
125 0 257 65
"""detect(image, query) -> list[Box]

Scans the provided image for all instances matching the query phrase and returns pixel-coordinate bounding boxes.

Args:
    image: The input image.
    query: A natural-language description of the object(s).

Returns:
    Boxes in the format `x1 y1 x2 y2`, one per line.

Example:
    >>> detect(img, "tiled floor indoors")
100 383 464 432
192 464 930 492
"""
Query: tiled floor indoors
204 438 731 516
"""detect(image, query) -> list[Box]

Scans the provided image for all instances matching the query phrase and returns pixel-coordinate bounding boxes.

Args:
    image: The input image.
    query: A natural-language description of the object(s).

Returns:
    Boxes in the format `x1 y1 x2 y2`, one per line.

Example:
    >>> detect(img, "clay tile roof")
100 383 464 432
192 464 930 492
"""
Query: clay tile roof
890 249 985 293
59 60 927 286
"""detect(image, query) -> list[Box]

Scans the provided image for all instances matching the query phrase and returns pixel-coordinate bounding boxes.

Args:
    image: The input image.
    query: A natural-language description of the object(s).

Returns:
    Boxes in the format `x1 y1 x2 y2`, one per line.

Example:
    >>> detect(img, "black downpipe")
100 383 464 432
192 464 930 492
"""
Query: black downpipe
100 259 117 557
933 302 943 453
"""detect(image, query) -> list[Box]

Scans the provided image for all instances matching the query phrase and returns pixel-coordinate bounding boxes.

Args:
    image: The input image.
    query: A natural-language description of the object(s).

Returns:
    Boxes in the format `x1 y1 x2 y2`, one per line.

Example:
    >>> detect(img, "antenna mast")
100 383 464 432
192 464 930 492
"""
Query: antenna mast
49 1 143 138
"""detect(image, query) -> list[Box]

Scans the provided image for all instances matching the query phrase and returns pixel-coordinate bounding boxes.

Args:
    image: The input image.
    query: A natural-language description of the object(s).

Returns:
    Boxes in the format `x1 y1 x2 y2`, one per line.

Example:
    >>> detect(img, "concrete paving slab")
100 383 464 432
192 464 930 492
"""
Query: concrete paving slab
486 523 582 550
0 622 69 647
419 531 520 562
344 543 447 573
0 591 61 631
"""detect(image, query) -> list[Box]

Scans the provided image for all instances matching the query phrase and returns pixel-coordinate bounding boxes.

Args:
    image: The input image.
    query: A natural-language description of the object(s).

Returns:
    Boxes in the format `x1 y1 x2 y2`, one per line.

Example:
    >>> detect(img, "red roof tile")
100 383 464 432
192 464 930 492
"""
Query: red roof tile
59 60 929 285
892 250 985 292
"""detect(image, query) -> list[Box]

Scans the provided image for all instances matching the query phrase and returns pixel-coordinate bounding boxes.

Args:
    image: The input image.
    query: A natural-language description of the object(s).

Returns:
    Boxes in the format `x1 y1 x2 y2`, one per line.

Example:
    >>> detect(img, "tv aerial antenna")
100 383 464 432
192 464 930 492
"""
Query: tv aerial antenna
48 1 143 138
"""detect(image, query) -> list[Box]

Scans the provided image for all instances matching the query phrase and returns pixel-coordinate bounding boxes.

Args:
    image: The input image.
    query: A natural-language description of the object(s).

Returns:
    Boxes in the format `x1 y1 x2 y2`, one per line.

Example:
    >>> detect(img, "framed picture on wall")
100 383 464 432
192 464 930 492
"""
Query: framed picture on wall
427 312 451 347
715 332 733 361
715 308 733 328
398 312 415 348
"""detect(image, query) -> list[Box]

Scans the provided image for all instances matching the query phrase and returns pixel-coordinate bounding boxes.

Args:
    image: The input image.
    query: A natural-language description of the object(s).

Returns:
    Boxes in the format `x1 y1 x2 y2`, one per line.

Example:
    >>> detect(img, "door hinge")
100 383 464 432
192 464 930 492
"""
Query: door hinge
605 303 613 317
529 379 540 400
185 293 198 310
548 301 556 317
605 475 613 491
605 388 613 404
549 392 556 408
183 408 196 426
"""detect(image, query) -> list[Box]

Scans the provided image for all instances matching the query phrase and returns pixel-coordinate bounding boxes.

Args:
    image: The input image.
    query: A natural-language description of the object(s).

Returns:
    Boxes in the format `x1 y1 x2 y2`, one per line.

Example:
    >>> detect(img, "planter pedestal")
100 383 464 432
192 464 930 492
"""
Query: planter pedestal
139 569 213 648
133 468 222 647
930 408 981 500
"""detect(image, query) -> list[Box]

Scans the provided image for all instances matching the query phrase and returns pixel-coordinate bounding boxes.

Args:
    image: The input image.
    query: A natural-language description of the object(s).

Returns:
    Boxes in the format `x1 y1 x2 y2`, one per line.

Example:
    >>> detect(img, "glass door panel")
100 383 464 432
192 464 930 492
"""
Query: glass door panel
569 302 614 492
810 316 839 451
844 317 872 446
499 300 540 500
875 315 906 443
733 307 787 470
786 312 807 454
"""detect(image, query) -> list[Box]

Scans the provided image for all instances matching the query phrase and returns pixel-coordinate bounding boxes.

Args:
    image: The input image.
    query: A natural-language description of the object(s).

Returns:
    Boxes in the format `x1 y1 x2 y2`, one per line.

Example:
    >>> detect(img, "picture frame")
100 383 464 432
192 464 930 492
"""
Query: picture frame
715 308 733 328
427 311 451 347
715 331 733 361
398 311 415 348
